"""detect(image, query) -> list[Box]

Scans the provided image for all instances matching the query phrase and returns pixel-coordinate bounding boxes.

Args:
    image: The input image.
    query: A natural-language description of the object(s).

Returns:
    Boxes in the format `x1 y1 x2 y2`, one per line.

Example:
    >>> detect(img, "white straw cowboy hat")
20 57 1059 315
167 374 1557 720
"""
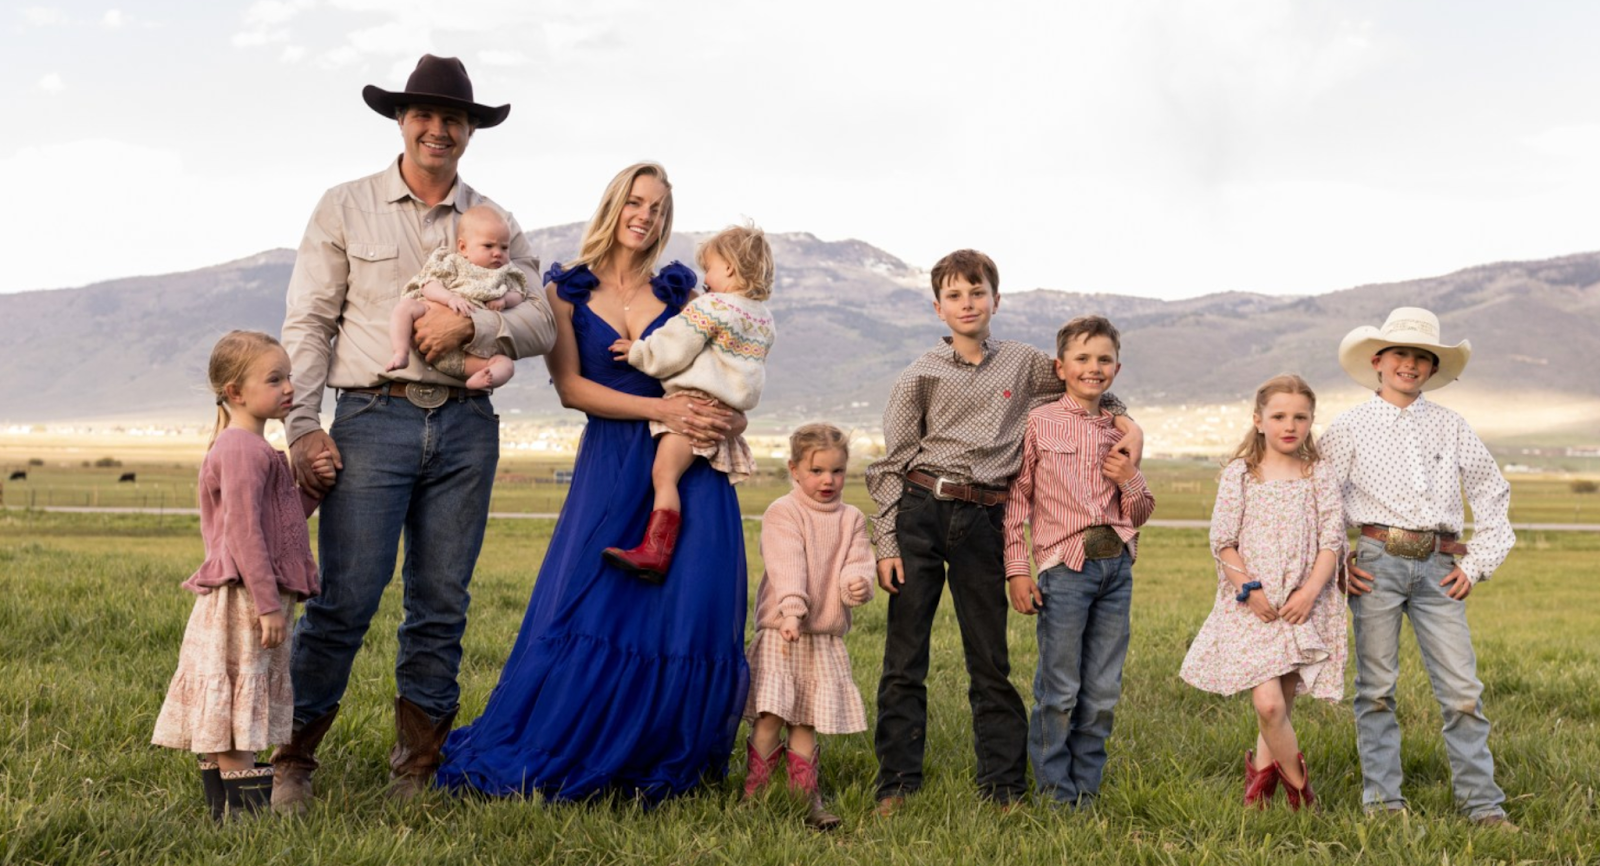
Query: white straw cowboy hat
1338 306 1471 392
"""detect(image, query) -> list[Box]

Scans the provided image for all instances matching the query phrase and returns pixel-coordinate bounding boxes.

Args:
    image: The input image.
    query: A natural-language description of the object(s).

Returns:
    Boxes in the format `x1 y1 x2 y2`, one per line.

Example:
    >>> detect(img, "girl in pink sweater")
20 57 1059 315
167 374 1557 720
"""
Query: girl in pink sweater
152 331 333 820
742 423 876 830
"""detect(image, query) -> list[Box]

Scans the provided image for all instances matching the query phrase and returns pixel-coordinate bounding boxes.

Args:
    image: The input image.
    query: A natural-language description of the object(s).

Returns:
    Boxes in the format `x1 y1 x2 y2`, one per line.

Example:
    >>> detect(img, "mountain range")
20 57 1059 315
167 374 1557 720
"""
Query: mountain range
2 227 1596 444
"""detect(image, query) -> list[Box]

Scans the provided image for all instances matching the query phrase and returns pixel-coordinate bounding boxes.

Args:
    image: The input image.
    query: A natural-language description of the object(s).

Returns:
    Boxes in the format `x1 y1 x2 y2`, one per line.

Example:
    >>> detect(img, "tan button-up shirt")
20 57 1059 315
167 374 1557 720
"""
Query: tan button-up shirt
282 158 556 443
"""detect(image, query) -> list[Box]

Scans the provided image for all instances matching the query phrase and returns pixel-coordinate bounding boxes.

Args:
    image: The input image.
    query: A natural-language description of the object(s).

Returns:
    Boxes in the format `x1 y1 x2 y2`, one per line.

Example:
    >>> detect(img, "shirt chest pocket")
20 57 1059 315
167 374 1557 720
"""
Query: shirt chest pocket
1037 434 1079 457
347 242 400 301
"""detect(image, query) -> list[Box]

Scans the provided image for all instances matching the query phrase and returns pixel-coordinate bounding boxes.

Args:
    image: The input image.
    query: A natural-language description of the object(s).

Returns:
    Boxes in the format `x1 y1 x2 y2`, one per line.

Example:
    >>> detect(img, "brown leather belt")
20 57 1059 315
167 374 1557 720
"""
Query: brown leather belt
1360 524 1468 560
906 469 1007 506
345 382 487 410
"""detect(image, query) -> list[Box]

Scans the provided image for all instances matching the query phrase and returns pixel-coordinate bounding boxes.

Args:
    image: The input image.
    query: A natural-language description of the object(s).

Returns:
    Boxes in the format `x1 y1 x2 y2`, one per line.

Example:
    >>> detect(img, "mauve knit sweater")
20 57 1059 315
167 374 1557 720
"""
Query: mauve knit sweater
753 485 877 635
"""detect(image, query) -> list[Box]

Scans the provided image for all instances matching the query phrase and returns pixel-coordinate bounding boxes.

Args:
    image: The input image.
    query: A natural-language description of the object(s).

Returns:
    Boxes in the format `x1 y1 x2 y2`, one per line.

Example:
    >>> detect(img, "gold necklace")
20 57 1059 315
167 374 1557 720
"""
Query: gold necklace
616 277 647 312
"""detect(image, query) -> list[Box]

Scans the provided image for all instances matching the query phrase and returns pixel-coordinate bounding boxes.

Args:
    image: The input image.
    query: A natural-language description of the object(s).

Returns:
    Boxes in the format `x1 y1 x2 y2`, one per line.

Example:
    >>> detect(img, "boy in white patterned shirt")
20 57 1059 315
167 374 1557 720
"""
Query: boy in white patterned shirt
1319 306 1517 831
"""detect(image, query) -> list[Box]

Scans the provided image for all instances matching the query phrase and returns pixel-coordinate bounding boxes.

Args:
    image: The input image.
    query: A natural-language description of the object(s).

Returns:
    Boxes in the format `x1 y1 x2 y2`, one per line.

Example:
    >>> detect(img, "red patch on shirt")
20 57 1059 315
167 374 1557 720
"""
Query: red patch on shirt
1003 389 1012 398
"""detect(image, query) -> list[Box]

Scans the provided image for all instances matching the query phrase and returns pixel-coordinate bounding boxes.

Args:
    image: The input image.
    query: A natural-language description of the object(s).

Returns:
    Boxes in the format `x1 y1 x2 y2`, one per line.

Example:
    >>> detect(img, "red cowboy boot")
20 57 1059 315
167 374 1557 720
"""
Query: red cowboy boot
1277 753 1317 812
786 745 842 831
1243 749 1279 808
602 509 682 584
742 738 785 800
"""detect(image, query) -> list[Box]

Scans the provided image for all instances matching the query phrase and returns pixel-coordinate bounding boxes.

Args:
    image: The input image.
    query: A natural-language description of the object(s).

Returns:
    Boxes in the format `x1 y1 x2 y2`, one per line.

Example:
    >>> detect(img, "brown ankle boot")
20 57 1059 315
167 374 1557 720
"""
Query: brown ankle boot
1277 753 1317 812
1243 749 1278 808
785 745 842 831
388 696 457 801
601 509 682 584
269 705 339 815
742 738 785 800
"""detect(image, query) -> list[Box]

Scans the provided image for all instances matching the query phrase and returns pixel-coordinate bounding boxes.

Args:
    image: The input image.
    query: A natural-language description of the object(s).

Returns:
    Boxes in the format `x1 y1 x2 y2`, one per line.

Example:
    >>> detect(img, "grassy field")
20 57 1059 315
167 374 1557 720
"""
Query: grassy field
2 504 1597 865
5 456 1599 526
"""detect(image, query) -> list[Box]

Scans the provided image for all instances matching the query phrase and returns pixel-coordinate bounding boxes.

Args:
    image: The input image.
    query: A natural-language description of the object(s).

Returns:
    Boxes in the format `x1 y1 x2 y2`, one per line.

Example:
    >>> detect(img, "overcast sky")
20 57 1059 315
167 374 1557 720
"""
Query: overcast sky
7 0 1599 300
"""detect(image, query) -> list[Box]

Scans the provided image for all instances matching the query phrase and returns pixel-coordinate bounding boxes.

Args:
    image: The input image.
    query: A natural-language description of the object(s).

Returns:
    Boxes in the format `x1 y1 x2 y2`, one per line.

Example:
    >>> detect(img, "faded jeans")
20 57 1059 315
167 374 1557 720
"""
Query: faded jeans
1350 535 1506 818
290 388 500 724
1028 553 1133 806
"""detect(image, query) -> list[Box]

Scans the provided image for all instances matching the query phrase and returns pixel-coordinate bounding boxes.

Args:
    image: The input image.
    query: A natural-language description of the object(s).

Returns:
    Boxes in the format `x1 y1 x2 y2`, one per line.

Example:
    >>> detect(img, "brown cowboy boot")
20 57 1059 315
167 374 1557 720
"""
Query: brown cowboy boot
786 745 842 831
388 696 458 800
601 509 682 584
1243 749 1279 808
269 705 339 815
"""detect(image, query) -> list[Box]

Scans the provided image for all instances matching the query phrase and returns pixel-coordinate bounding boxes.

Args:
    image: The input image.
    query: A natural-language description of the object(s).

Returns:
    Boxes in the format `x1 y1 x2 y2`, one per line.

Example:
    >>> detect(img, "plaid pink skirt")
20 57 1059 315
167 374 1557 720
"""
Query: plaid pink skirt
743 629 866 734
152 585 295 754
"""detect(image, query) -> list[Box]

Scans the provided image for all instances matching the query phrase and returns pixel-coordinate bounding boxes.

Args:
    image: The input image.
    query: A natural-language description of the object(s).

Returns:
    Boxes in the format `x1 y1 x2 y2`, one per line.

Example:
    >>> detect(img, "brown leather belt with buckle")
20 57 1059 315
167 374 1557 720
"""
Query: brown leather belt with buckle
345 382 487 410
1081 525 1126 560
1359 524 1468 560
905 469 1008 506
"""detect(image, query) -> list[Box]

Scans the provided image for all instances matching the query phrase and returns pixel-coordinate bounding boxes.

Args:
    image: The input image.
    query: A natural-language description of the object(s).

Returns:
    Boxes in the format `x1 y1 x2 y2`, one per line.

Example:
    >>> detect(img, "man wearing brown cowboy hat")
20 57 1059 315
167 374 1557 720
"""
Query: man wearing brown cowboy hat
276 54 555 811
1319 307 1518 831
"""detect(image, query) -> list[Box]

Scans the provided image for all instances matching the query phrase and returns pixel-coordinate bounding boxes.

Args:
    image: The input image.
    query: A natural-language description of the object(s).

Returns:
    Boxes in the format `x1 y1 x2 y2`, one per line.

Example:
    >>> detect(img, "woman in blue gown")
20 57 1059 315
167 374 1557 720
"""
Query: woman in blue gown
436 163 749 801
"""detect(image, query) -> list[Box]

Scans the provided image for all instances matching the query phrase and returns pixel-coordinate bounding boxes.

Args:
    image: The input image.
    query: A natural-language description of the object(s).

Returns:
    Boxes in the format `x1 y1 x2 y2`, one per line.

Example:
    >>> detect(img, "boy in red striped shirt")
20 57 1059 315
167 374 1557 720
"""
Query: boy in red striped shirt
1002 315 1155 808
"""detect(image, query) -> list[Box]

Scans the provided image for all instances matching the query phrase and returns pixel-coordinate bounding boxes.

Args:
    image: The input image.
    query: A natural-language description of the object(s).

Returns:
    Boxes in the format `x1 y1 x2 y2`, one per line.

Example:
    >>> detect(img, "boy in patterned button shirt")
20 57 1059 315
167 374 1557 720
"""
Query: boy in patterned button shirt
865 249 1143 812
1320 306 1517 831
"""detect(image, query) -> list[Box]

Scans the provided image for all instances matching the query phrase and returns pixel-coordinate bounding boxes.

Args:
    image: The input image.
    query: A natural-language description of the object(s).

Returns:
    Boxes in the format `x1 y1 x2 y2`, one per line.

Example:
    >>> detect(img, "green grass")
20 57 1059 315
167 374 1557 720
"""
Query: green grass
1 512 1597 865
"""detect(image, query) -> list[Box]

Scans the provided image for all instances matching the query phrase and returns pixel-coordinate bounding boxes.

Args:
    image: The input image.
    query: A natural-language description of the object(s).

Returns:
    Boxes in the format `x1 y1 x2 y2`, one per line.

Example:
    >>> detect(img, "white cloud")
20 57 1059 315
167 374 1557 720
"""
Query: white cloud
37 72 64 93
21 6 68 26
279 45 308 63
1523 124 1600 159
243 0 314 27
476 49 528 67
101 9 122 28
233 28 289 46
315 45 362 69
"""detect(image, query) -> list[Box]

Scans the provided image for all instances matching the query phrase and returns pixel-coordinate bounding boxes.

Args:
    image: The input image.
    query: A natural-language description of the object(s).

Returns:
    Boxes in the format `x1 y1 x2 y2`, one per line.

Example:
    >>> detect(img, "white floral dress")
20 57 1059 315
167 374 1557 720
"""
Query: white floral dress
1180 459 1347 700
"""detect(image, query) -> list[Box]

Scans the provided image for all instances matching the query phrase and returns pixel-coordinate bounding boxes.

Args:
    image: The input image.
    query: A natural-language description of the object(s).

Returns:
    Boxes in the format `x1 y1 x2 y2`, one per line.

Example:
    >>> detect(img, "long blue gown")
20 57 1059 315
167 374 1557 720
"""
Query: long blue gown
435 263 749 802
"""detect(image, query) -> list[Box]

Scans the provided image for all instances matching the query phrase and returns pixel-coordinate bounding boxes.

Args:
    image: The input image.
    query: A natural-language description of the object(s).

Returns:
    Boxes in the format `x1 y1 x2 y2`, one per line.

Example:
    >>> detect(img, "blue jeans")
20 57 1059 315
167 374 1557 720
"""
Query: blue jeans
1028 553 1133 806
1350 536 1506 818
289 389 500 723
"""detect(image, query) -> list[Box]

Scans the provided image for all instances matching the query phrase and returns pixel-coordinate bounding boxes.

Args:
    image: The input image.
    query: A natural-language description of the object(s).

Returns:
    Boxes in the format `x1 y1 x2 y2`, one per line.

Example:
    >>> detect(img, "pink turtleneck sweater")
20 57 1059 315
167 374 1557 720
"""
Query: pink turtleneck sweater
754 485 877 636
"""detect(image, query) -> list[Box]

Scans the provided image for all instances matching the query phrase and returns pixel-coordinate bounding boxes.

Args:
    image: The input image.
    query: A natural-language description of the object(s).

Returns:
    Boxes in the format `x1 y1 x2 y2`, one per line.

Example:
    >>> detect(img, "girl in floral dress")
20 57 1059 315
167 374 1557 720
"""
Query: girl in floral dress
1180 374 1345 810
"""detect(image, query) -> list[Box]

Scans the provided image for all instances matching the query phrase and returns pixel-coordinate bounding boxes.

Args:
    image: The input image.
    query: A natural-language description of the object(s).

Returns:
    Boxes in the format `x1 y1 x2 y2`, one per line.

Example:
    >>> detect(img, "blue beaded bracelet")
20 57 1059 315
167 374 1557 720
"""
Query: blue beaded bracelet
1235 581 1262 603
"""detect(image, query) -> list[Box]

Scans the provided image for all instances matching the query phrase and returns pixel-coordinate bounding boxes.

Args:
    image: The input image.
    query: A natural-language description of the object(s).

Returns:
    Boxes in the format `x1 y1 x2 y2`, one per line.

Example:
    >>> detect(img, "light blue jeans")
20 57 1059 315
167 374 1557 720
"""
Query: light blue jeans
1027 553 1133 807
289 389 500 723
1350 535 1506 818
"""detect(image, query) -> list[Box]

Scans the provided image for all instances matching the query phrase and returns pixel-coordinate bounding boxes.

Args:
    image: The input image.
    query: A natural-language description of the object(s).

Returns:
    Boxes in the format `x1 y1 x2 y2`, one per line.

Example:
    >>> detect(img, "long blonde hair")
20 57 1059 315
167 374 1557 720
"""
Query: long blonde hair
1229 373 1320 479
206 330 283 450
570 162 674 280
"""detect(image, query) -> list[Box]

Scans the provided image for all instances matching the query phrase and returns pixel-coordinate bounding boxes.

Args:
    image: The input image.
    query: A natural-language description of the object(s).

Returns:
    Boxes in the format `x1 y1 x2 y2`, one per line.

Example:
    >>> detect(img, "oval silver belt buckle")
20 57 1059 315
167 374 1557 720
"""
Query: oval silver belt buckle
408 383 449 409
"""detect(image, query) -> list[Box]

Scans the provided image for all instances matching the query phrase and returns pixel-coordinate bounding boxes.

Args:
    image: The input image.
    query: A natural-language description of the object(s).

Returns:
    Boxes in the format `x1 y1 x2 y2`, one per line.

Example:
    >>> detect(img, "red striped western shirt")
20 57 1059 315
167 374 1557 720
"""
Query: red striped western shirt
1003 395 1156 577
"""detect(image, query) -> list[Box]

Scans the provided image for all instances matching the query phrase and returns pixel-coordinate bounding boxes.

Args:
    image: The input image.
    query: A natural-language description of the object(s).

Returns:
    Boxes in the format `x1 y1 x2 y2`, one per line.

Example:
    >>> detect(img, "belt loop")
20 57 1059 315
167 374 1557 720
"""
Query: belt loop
380 381 394 404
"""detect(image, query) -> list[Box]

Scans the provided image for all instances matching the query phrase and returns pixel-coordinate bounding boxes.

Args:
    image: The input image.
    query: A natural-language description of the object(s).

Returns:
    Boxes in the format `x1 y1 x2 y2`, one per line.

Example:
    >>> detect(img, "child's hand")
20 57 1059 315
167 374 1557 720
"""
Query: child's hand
259 611 288 649
485 297 506 312
843 576 871 607
1244 588 1278 623
779 616 802 642
1440 566 1474 601
1103 449 1137 486
1278 586 1316 624
1008 575 1043 615
312 450 337 485
1342 553 1375 596
876 558 905 595
446 296 475 316
609 338 635 361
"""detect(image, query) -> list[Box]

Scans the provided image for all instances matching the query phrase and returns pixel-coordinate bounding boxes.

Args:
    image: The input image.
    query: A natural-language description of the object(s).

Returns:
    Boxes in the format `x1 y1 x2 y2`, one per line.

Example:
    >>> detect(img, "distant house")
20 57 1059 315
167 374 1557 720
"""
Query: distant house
554 469 574 484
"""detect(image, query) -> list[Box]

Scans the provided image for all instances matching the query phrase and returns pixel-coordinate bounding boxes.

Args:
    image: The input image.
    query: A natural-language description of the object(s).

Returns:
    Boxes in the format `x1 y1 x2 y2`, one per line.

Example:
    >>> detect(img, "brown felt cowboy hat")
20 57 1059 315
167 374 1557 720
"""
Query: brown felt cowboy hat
362 54 510 129
1337 306 1472 392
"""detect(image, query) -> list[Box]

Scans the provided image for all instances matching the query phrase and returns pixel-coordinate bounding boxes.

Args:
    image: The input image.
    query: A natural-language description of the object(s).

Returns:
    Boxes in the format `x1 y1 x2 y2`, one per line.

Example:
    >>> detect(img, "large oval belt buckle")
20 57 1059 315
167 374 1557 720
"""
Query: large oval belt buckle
407 383 449 410
1385 527 1434 560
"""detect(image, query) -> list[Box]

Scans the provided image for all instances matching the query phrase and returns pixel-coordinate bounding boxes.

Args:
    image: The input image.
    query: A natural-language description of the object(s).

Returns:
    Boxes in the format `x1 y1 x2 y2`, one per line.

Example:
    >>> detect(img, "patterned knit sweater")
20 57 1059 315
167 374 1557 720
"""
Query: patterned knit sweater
753 486 877 636
402 247 528 305
627 292 774 411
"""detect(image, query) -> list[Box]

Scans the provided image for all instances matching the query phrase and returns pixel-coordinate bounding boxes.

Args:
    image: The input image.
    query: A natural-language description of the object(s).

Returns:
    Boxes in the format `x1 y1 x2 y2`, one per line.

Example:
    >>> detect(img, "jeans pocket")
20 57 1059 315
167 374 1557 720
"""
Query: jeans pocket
332 390 383 428
465 395 500 423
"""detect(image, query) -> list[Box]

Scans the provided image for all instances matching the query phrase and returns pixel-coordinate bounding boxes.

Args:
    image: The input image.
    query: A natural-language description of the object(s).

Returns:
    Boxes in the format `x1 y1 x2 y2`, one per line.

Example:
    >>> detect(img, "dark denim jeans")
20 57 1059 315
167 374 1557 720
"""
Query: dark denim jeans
289 389 500 724
1350 536 1506 818
874 484 1028 802
1027 553 1133 806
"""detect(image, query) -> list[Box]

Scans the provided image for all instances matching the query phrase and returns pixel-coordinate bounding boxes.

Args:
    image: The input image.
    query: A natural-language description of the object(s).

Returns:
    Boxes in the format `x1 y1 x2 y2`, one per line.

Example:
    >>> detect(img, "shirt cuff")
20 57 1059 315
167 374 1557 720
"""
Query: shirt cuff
465 307 500 359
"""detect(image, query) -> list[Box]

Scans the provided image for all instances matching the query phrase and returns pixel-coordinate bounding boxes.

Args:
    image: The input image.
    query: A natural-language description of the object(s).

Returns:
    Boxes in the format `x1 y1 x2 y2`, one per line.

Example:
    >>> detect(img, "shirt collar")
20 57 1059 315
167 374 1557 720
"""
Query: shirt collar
1056 393 1113 423
939 335 996 366
382 155 468 212
1367 391 1431 420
